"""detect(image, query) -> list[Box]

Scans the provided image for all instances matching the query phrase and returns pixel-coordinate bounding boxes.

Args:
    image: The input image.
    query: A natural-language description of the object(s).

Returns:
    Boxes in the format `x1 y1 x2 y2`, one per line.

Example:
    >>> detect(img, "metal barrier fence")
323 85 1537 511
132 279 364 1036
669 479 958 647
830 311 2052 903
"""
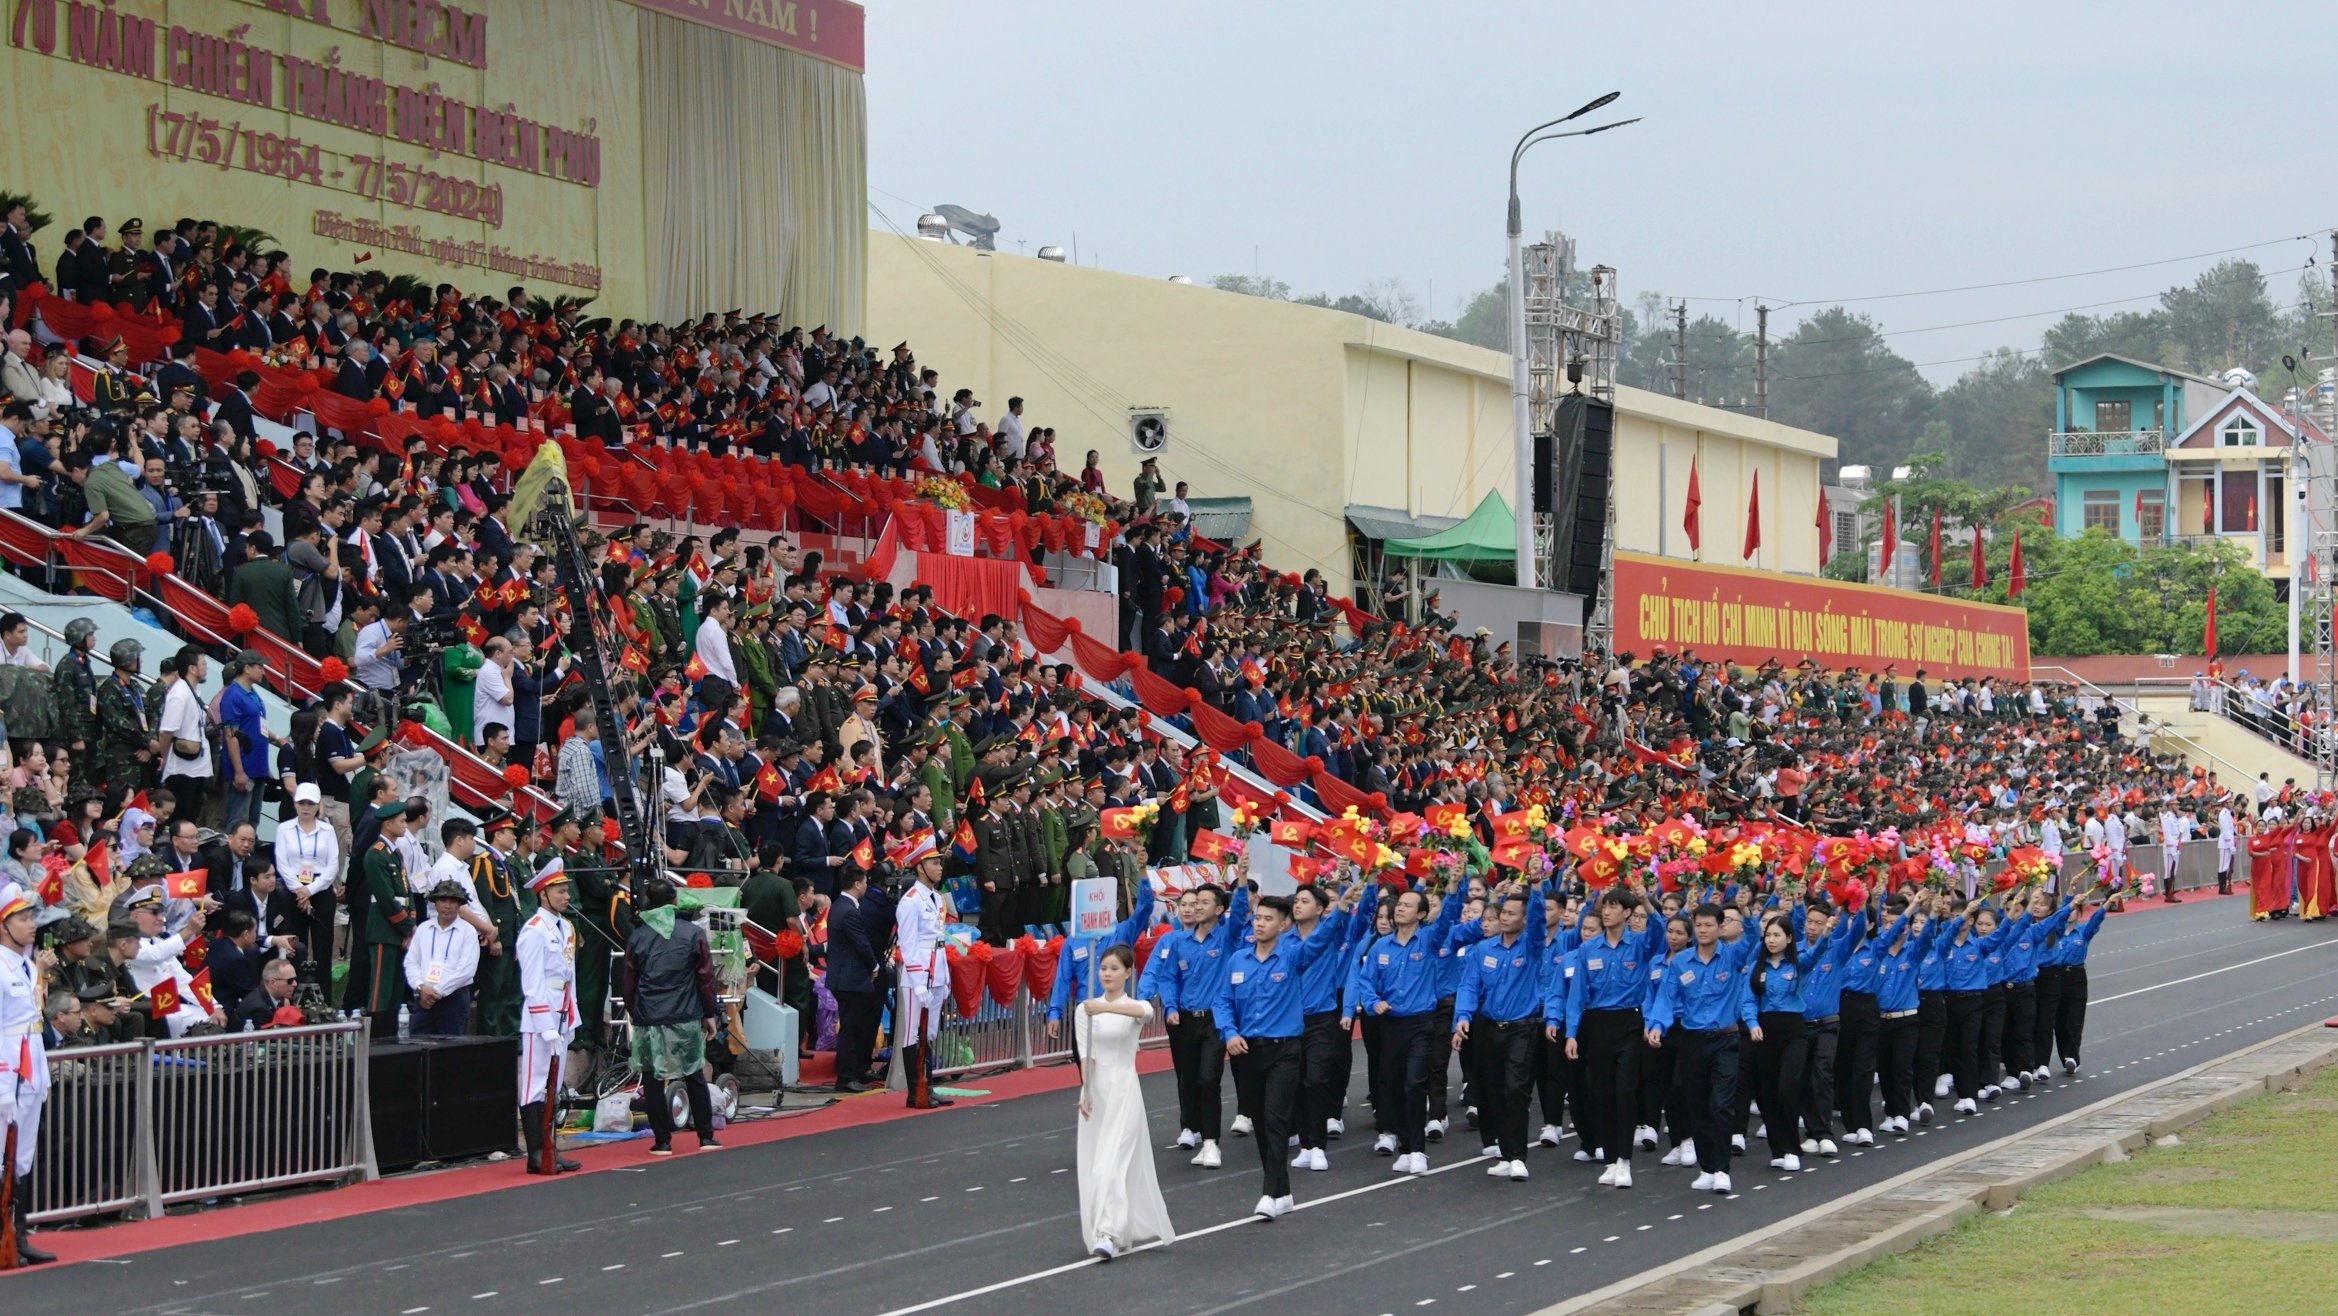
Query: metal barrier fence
31 1021 376 1225
901 980 1170 1084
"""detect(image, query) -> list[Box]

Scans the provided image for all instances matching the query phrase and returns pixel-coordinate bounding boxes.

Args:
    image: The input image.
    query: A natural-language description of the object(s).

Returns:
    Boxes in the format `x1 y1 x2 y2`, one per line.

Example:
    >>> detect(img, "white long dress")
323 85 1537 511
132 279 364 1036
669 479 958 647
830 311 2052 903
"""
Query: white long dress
1075 998 1175 1253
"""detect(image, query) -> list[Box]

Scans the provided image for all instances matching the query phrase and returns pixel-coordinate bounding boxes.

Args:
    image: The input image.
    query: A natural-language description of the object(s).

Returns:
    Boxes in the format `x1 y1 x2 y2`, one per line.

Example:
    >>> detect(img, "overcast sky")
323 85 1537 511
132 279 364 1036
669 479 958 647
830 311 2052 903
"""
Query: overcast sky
866 0 2338 384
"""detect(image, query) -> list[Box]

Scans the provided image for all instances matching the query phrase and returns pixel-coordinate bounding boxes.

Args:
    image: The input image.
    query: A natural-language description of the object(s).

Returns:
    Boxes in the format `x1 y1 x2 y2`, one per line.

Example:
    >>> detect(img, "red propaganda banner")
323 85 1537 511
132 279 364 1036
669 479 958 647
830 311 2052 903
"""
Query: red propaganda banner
1608 551 2030 681
624 0 868 71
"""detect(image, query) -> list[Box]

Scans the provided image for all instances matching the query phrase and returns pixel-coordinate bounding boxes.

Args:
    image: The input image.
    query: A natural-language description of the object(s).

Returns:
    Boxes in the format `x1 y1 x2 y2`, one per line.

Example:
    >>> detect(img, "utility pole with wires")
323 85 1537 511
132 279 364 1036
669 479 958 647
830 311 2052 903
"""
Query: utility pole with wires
1670 301 1688 400
1755 303 1771 421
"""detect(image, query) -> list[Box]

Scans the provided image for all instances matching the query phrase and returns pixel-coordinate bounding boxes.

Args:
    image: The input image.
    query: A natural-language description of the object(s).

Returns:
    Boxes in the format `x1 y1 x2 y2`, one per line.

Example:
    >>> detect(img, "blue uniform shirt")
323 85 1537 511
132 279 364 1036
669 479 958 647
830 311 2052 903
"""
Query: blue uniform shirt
1557 918 1669 1037
1800 909 1866 1018
1839 912 1911 996
1145 883 1251 1013
1216 923 1342 1043
1942 911 2017 992
2044 903 2109 967
1356 882 1468 1018
1453 885 1549 1025
1645 942 1759 1037
1047 885 1157 1021
1917 917 1961 991
1875 918 1943 1013
1749 951 1807 1016
1294 885 1374 1015
2003 903 2074 983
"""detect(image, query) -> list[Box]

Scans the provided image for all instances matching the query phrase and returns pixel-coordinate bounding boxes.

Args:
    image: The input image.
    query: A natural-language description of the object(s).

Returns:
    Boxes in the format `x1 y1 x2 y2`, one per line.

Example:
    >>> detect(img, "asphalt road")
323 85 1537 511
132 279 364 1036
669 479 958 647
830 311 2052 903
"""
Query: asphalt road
20 897 2338 1316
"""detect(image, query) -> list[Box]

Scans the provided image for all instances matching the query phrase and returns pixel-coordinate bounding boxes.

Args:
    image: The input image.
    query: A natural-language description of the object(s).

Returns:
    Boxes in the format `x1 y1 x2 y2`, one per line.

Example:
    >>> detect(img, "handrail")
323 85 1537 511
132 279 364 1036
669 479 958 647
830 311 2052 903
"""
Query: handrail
2133 673 2330 777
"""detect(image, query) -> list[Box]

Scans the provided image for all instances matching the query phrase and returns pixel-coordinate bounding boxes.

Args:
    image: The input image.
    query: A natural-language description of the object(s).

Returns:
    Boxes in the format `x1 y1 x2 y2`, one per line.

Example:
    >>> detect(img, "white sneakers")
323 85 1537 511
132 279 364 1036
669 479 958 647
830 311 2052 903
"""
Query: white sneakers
1980 1085 2000 1102
1174 1129 1199 1150
1934 1073 1956 1099
1537 1124 1563 1147
1391 1152 1427 1175
1574 1147 1597 1162
1661 1139 1696 1167
1253 1195 1292 1219
2063 1057 2079 1075
1326 1117 1345 1138
1847 1128 1874 1147
1634 1124 1659 1150
1799 1138 1819 1155
1487 1158 1512 1177
1480 1144 1501 1158
1092 1237 1117 1261
1373 1132 1399 1156
2002 1073 2024 1092
1507 1160 1530 1181
1424 1119 1448 1141
1691 1171 1716 1191
1597 1161 1619 1186
1954 1098 1979 1115
1231 1114 1254 1136
1730 1134 1747 1153
1192 1140 1222 1168
1710 1172 1732 1194
1770 1154 1802 1171
1916 1102 1934 1125
1287 1135 1300 1148
1290 1147 1328 1172
2033 1066 2052 1083
1609 1161 1632 1189
1817 1138 1839 1158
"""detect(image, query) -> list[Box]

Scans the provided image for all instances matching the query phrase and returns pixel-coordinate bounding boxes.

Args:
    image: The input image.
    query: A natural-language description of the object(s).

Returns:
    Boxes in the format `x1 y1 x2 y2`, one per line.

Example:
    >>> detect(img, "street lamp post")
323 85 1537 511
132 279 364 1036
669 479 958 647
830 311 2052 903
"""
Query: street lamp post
1506 93 1638 590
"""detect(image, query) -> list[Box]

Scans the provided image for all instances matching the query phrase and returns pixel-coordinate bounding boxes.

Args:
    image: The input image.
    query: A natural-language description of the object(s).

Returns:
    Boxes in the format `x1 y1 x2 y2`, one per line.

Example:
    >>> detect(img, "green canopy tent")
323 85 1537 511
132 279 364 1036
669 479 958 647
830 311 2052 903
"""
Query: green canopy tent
1382 490 1515 562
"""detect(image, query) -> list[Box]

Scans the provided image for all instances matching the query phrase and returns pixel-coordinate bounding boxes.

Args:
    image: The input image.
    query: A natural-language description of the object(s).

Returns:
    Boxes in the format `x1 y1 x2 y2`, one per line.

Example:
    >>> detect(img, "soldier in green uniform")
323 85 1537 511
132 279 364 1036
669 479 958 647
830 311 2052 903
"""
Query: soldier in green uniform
648 573 685 667
468 812 532 1036
735 602 776 732
919 720 957 833
554 808 631 1051
356 801 415 1029
1034 766 1070 925
91 638 155 795
107 218 149 306
970 779 1018 944
51 619 101 791
1004 767 1046 932
944 698 977 803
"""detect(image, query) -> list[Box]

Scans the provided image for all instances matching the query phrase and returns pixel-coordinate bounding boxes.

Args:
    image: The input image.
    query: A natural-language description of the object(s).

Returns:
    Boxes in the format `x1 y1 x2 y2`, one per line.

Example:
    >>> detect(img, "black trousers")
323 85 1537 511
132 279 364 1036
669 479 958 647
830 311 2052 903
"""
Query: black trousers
1639 1032 1676 1139
1577 1007 1643 1163
1913 993 1948 1103
1472 1019 1537 1161
1298 1010 1346 1151
1800 1015 1839 1139
1375 1011 1436 1154
1979 984 2008 1083
2030 969 2064 1072
1167 1010 1225 1140
2054 966 2090 1064
1878 1012 1919 1117
1231 1034 1302 1199
1534 1031 1568 1130
1361 1013 1385 1129
1671 1028 1740 1174
1836 992 1880 1134
833 987 882 1085
1429 997 1458 1121
1748 1011 1806 1159
2003 980 2037 1078
1944 990 1984 1099
646 1069 714 1144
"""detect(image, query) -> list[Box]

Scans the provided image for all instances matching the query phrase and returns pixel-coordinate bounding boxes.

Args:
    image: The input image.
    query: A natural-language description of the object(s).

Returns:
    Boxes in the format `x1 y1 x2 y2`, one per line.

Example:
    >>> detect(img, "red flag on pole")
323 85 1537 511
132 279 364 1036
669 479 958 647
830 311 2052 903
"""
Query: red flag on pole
1683 455 1702 553
2007 531 2025 596
1928 508 1942 588
1741 470 1761 561
1971 528 1988 589
1814 486 1832 566
1880 496 1896 584
2204 582 2219 661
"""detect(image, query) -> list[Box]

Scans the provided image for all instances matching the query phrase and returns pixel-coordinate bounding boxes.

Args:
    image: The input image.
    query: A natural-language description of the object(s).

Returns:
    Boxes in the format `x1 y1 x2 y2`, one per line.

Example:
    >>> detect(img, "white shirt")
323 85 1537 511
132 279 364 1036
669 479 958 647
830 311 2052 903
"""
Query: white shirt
404 914 481 997
158 679 214 779
997 409 1027 458
694 615 738 686
426 851 484 917
473 659 515 745
0 637 42 669
354 618 401 689
274 816 342 896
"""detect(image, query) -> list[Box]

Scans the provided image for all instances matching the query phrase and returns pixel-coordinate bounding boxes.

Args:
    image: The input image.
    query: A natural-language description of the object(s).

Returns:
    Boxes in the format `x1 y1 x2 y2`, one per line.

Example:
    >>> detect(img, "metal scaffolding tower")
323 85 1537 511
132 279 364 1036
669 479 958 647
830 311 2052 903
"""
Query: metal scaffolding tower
1523 232 1621 645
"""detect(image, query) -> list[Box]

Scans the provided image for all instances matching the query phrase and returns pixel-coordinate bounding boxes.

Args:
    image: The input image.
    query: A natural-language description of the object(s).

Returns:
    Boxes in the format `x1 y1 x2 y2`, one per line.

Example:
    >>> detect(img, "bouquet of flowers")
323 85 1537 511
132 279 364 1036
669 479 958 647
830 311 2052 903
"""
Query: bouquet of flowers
918 475 970 511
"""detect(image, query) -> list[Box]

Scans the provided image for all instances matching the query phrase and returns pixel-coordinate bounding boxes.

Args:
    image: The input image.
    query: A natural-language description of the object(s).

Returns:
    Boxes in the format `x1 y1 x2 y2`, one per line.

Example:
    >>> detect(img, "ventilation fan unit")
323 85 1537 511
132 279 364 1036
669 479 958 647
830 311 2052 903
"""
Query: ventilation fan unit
1129 408 1170 455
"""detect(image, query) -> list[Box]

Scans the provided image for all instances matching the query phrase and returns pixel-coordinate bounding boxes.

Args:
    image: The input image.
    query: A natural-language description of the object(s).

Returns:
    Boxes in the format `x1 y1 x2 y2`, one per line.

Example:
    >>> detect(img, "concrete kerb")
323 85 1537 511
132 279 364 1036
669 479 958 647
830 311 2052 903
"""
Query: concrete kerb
1532 1019 2338 1316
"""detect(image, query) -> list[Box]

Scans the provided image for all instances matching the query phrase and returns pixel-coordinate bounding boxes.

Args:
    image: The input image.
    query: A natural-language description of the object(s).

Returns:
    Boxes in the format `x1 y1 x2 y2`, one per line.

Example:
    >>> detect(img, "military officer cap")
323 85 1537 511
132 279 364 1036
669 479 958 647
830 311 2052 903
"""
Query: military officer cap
76 980 130 1006
477 808 518 837
1033 764 1062 790
118 217 143 236
543 805 579 832
355 723 391 753
426 879 469 904
124 887 164 912
527 857 570 892
105 921 140 944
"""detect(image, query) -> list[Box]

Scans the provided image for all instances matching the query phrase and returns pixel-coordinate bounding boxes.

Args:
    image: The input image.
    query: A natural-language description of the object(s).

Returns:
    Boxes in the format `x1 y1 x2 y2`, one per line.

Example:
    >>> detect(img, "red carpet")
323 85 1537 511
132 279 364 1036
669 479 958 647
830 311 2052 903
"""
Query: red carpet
6 1047 1171 1272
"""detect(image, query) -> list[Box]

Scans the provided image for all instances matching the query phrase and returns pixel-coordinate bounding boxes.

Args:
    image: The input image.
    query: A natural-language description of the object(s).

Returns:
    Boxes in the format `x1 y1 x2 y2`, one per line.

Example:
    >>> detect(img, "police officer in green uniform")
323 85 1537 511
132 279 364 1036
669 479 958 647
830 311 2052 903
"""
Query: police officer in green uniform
52 619 101 790
469 811 532 1036
92 638 154 794
357 801 415 1031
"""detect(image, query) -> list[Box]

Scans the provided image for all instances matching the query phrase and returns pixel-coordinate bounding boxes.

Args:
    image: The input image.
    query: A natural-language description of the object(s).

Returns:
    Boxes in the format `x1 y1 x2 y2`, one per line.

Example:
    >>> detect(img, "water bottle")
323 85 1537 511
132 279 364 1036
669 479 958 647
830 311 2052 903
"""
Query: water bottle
396 1004 411 1042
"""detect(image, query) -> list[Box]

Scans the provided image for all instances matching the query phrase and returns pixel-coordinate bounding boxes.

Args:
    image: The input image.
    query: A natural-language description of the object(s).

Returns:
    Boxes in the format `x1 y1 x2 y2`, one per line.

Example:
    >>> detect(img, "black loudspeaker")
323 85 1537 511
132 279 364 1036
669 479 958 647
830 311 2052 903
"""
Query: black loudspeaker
367 1043 427 1169
369 1036 520 1170
1532 429 1556 516
1549 395 1615 609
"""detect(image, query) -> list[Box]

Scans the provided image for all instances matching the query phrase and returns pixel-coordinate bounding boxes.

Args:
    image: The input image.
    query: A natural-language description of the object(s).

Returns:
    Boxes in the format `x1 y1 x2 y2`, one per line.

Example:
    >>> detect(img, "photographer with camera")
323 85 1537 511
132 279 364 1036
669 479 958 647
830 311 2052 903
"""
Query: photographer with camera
353 586 419 692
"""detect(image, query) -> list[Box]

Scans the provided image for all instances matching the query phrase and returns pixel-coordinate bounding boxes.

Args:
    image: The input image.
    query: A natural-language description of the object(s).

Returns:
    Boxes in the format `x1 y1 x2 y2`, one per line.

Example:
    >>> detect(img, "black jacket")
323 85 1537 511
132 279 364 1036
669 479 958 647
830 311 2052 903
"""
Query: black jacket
824 888 893 995
622 913 717 1026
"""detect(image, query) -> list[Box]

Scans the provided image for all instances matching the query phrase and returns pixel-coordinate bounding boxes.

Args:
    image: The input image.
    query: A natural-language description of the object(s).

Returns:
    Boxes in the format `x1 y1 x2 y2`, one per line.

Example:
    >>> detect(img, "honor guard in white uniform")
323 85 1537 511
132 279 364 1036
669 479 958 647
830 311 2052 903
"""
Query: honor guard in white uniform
891 831 954 1109
517 858 582 1173
2 882 58 1264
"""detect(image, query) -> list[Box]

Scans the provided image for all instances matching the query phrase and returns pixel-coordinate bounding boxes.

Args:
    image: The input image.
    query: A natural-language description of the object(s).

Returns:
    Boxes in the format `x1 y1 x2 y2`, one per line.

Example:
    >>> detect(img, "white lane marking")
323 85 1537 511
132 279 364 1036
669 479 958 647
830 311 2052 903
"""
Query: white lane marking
2094 940 2338 1004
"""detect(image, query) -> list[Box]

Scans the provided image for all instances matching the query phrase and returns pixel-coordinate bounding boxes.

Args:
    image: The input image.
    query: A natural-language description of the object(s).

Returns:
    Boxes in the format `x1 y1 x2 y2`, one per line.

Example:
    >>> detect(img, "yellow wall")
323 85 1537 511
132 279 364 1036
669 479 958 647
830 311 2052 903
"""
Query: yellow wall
867 232 1837 593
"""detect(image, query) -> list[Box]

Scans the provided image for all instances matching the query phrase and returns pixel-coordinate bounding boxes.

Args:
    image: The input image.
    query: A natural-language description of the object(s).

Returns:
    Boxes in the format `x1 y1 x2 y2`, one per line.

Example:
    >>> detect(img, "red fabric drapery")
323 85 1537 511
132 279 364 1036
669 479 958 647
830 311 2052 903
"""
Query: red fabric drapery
1126 664 1192 716
1313 770 1382 817
24 288 181 362
1019 596 1071 654
982 943 1023 1005
1188 699 1261 753
1070 629 1136 685
1248 737 1315 789
946 949 984 1018
53 537 138 601
913 551 1029 634
1020 934 1063 999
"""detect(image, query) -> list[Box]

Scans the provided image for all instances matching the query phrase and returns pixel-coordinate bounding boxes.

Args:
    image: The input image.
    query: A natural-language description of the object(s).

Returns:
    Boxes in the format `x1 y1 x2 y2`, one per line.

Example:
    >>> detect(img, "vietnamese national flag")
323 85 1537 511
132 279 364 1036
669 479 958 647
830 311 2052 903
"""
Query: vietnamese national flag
806 764 842 794
1971 528 1988 589
1815 485 1832 565
1189 829 1236 863
754 763 785 803
1880 495 1896 583
166 869 206 901
1741 470 1761 561
1928 508 1942 588
37 865 63 907
1269 817 1315 847
1491 837 1542 871
1404 848 1436 878
1682 454 1702 553
458 615 488 647
684 652 708 681
849 836 874 871
2008 531 2025 596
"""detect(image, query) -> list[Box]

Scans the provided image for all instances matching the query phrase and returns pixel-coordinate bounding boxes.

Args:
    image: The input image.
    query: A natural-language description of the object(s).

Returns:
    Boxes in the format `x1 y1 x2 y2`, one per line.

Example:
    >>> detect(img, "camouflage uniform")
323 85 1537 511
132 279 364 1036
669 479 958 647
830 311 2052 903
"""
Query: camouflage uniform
52 649 100 788
92 672 153 793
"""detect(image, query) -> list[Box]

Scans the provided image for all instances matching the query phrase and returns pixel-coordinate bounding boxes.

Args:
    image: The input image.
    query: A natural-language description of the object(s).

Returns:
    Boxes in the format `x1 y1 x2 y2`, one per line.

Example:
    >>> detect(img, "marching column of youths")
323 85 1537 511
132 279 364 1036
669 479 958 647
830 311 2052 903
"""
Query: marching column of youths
1105 865 2112 1218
